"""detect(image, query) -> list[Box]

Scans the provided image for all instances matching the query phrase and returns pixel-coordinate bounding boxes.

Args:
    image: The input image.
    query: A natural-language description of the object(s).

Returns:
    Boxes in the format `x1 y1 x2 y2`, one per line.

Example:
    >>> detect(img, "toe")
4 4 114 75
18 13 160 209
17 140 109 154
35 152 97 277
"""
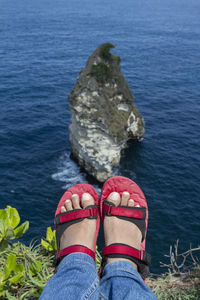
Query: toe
121 191 130 206
128 199 134 207
71 194 81 209
107 192 120 206
81 193 94 208
65 199 73 211
61 206 66 213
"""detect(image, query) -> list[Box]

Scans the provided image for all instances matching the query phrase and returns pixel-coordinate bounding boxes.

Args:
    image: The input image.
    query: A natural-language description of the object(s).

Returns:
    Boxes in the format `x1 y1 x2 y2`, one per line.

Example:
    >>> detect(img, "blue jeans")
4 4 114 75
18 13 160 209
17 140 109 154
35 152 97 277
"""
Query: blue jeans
40 253 157 300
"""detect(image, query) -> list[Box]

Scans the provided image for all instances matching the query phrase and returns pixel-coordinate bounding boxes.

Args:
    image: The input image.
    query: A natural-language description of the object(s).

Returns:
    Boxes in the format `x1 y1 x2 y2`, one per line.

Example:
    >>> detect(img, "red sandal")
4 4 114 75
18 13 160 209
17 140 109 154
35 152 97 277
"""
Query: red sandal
100 176 151 279
54 184 100 266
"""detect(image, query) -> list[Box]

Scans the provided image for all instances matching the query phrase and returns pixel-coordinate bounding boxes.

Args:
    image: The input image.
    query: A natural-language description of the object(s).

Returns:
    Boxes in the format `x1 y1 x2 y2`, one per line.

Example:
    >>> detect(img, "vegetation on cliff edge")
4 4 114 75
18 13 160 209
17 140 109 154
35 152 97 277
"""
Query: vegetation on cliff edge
90 43 121 84
0 205 199 299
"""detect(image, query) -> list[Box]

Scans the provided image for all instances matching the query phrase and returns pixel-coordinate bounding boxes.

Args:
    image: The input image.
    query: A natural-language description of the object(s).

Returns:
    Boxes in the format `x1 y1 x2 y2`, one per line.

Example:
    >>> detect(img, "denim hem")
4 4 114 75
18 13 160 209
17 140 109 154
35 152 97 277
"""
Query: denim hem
57 252 96 271
40 252 99 300
103 260 142 280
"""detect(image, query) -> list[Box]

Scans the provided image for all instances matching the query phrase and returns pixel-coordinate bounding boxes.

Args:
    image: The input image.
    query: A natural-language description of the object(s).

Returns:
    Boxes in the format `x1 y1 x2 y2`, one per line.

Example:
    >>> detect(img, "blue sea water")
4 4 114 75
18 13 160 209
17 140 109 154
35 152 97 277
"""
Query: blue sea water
0 0 199 274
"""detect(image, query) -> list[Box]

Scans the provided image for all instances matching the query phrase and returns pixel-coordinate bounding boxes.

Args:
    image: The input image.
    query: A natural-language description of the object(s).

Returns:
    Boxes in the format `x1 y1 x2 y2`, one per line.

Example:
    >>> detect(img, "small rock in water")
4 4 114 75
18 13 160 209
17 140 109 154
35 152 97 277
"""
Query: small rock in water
68 43 145 182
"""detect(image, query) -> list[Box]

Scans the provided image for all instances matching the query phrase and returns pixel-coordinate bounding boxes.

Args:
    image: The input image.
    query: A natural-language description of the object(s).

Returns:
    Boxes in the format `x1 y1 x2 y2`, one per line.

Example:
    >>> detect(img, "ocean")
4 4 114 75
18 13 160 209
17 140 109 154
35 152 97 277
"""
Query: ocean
0 0 199 274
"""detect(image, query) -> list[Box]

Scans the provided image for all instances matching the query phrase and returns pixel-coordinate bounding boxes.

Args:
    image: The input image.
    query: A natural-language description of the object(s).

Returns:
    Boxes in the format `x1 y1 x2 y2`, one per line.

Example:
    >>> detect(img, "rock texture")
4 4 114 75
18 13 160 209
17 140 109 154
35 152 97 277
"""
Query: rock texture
68 43 145 182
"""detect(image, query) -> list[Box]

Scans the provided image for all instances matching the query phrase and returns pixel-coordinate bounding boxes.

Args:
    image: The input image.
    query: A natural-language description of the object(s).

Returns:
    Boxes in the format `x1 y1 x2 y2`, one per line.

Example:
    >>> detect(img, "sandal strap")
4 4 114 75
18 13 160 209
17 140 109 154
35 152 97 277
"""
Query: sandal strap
103 244 147 261
55 205 98 250
55 207 98 227
103 201 146 241
101 243 151 279
103 202 145 219
54 245 95 266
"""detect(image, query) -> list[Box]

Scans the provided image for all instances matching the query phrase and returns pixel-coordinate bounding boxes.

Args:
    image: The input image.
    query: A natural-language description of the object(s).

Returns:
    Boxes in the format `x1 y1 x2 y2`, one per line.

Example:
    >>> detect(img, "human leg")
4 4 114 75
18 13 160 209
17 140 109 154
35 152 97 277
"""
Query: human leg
99 260 156 300
99 176 157 299
40 184 100 300
40 253 99 300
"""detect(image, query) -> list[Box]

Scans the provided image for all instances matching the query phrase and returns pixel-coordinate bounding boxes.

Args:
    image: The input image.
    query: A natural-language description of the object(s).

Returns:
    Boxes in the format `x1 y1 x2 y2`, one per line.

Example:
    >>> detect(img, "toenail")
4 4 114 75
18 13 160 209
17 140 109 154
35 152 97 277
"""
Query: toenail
72 194 78 198
129 199 134 203
136 204 140 207
82 193 92 201
109 192 120 201
123 191 130 196
65 200 71 203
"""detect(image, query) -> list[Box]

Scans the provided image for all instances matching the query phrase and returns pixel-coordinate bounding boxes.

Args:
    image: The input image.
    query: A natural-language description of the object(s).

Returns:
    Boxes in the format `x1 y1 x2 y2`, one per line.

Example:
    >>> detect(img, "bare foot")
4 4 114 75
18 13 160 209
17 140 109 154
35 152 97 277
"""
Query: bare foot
104 191 142 269
59 193 96 251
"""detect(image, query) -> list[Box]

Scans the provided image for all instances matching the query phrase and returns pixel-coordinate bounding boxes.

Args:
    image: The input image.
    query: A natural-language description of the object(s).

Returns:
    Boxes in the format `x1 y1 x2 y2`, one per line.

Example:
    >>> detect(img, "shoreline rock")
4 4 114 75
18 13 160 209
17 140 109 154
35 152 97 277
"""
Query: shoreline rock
68 43 145 182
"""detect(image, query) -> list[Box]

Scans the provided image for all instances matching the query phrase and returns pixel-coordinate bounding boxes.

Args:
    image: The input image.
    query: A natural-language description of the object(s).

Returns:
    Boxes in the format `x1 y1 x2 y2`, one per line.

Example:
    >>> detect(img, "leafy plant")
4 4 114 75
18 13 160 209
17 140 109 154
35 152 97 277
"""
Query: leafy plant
0 241 54 299
0 206 54 298
0 253 24 297
41 227 57 252
0 206 29 250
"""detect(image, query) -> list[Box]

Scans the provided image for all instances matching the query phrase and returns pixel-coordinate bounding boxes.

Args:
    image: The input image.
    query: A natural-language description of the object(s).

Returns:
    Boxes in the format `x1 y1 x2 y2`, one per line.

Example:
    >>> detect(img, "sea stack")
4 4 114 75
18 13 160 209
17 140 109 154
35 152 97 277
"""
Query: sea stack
68 43 145 182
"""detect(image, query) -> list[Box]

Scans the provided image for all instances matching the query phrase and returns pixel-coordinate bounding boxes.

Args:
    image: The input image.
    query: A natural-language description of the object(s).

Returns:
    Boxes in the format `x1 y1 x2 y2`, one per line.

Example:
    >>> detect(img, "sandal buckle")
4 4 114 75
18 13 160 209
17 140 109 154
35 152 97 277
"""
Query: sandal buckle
89 208 95 217
140 250 144 260
103 203 112 215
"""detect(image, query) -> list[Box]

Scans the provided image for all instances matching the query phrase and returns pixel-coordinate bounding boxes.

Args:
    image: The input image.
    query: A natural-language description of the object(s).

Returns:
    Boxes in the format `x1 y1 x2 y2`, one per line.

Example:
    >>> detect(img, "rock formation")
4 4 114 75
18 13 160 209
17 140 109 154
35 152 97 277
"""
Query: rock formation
68 43 145 182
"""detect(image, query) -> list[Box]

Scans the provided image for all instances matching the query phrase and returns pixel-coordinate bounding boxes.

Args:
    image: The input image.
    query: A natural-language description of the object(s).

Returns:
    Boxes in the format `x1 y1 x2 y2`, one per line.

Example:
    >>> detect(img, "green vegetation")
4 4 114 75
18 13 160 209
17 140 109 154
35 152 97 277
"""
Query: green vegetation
41 227 57 252
0 206 55 299
0 241 54 299
0 205 101 299
0 206 29 251
99 43 115 60
99 43 121 64
147 267 200 299
147 241 200 299
90 43 121 84
0 205 199 299
91 62 112 84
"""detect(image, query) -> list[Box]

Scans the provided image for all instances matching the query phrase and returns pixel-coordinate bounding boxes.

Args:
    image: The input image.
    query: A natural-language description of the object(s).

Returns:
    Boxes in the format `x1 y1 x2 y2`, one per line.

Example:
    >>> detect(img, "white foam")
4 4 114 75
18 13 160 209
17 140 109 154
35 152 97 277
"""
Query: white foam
51 152 122 196
52 153 87 189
